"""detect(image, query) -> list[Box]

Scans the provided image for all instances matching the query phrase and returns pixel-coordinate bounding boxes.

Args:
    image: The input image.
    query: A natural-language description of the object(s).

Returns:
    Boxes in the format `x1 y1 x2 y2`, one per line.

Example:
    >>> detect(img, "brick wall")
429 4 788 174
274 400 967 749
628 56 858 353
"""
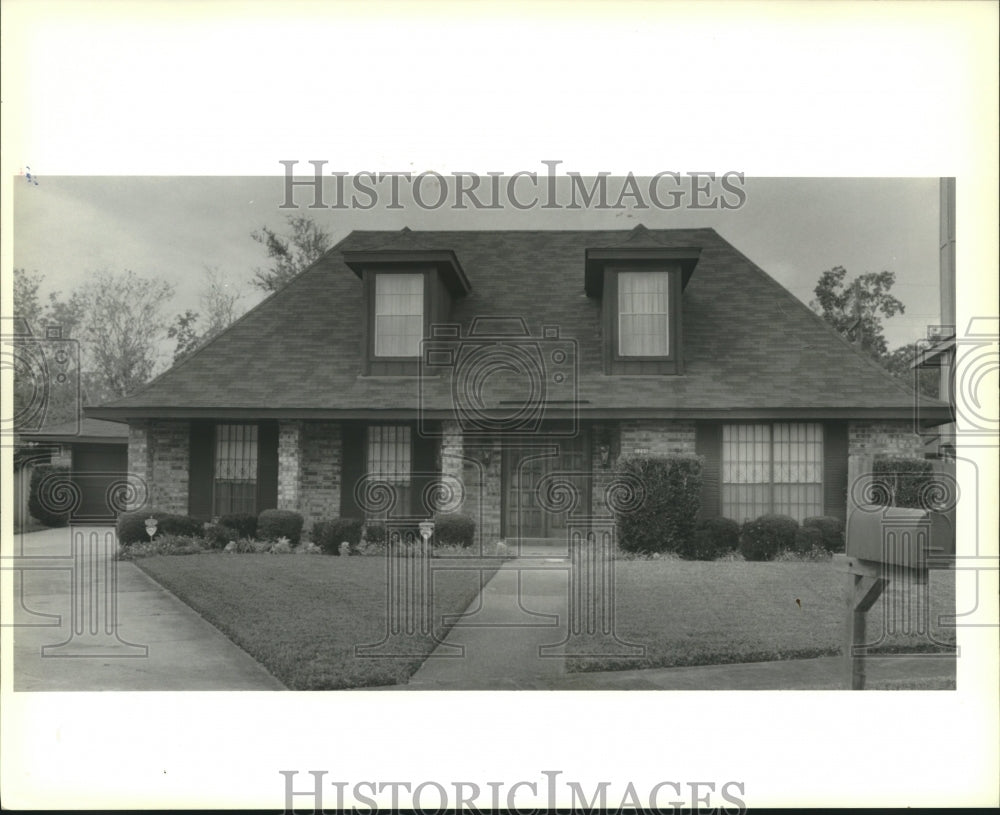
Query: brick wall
277 421 302 510
848 421 925 458
127 420 189 513
298 421 342 529
618 420 697 456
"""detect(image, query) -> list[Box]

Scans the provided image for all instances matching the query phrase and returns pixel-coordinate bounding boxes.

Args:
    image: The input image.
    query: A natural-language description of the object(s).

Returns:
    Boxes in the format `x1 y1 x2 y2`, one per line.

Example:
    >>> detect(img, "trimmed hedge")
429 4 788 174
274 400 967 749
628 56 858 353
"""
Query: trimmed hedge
202 522 235 549
738 514 799 561
432 513 476 547
615 455 703 554
116 511 203 545
312 517 364 555
363 520 386 545
679 517 741 561
28 464 71 527
794 525 824 553
872 456 935 509
217 512 257 539
802 515 844 552
257 509 304 544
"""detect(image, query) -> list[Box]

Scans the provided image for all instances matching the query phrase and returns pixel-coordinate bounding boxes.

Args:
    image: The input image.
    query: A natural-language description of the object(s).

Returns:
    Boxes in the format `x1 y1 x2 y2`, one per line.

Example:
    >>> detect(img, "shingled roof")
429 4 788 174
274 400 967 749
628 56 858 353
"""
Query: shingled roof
30 417 129 443
87 227 951 423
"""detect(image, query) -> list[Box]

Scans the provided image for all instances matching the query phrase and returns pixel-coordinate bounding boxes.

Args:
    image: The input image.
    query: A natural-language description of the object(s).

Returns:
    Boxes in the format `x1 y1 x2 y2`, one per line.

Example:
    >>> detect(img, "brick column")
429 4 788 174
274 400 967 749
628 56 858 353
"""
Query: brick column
299 421 342 530
148 420 189 514
127 421 152 511
277 420 303 511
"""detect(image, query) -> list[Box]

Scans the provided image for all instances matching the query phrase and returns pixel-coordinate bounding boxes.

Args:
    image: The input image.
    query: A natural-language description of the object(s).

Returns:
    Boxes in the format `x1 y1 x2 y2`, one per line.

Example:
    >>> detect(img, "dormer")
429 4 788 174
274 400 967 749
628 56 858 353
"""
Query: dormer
343 235 470 376
585 225 700 375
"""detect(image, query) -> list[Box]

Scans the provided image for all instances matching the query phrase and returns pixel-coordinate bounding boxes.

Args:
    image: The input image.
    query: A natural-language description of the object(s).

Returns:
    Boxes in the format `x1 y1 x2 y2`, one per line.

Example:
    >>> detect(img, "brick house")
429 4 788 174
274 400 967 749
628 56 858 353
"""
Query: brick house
86 226 952 544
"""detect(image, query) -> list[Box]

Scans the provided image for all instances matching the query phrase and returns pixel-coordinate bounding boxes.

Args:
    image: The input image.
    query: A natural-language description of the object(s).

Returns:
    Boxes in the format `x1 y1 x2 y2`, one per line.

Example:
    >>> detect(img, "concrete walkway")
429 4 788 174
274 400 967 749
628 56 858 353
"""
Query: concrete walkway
7 527 285 691
399 549 956 691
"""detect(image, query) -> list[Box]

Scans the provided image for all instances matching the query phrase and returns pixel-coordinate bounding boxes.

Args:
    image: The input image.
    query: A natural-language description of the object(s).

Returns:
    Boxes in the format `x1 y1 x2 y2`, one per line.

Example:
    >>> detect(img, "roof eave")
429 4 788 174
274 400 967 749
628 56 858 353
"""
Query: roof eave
584 247 702 296
342 249 471 296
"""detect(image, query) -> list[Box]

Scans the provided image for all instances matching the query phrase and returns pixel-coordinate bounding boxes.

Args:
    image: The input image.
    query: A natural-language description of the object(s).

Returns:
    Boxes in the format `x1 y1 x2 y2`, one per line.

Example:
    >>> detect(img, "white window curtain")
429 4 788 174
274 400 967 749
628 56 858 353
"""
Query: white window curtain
374 273 423 357
618 271 669 357
721 423 823 522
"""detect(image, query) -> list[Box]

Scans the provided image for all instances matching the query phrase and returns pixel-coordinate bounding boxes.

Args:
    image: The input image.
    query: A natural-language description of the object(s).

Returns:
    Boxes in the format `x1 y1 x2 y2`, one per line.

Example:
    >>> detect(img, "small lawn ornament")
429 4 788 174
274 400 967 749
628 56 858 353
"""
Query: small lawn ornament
144 516 158 542
419 520 434 551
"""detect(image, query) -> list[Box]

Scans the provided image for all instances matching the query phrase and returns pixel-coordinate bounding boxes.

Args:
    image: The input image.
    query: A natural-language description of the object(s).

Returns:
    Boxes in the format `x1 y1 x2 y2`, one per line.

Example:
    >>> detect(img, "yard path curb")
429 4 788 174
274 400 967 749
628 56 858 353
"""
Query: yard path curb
11 527 286 691
407 558 570 688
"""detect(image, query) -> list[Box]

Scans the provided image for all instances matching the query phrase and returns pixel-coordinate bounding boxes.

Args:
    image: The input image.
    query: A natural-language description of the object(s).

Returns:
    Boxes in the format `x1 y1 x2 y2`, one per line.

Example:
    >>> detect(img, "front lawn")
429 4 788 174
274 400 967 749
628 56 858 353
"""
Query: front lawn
135 553 499 689
565 560 956 673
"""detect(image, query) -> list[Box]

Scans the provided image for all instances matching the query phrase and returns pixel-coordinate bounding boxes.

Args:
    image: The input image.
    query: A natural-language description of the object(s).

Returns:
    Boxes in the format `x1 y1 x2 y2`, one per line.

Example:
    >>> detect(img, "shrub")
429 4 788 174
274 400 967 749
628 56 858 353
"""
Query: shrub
201 522 234 549
312 517 363 555
28 464 71 527
738 514 799 561
117 533 205 560
116 511 203 545
794 525 824 554
269 537 293 554
614 455 703 554
357 521 420 552
432 513 476 548
257 509 304 544
363 520 386 545
802 515 844 552
226 538 269 554
679 517 741 561
217 512 257 539
872 456 935 508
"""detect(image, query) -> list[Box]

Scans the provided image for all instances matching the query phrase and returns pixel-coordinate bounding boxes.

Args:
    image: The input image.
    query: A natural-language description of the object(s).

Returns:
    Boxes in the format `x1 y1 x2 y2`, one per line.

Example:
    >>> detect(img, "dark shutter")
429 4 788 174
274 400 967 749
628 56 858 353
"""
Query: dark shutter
412 422 439 518
256 421 279 513
696 422 723 520
188 420 215 521
823 421 848 522
340 422 367 518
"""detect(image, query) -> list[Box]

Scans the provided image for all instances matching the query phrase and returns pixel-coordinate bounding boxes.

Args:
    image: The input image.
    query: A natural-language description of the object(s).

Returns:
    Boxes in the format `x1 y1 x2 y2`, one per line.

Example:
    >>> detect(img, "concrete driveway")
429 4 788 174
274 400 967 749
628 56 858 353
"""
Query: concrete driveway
7 526 285 691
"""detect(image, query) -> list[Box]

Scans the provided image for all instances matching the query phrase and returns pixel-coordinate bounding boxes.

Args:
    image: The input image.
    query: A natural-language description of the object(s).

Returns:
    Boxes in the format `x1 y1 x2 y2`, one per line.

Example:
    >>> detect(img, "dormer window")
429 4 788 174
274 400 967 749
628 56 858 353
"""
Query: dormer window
374 273 424 358
618 271 670 357
343 245 471 376
585 228 700 375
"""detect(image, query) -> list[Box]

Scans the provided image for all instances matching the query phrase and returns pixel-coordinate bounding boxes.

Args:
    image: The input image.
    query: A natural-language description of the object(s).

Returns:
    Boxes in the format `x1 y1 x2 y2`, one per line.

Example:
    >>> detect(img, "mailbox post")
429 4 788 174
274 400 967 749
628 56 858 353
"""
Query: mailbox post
834 504 955 689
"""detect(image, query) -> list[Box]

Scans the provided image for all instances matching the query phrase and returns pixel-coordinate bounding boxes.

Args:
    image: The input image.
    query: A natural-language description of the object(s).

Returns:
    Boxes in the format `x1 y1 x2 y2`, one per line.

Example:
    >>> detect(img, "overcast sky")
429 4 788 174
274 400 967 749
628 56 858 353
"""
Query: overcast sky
13 175 943 353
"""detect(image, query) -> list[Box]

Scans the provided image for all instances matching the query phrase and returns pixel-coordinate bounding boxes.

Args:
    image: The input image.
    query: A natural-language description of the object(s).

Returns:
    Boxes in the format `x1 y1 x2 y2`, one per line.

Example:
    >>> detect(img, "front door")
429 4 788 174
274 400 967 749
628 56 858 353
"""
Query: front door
502 430 590 541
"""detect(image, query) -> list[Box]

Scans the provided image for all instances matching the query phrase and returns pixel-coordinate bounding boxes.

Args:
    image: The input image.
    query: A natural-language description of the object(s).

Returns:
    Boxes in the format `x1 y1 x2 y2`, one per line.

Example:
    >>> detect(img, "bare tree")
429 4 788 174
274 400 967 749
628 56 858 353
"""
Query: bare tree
168 266 246 364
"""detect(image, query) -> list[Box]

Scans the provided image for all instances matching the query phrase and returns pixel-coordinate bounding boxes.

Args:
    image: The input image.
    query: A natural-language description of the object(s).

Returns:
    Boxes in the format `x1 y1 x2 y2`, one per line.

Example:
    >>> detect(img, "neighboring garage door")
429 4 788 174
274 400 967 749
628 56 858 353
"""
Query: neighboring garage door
71 444 128 523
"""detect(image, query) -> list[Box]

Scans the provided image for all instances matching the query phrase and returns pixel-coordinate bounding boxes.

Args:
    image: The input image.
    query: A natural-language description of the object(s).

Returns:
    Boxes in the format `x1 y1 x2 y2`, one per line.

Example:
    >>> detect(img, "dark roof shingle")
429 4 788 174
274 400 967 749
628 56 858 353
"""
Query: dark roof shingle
87 227 950 421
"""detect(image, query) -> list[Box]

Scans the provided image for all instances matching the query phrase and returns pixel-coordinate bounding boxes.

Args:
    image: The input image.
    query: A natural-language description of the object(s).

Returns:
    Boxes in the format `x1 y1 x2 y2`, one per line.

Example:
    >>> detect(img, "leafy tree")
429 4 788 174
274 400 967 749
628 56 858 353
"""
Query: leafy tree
12 269 45 332
11 269 85 426
882 342 941 399
167 309 202 364
72 270 175 398
251 215 332 293
810 266 905 359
